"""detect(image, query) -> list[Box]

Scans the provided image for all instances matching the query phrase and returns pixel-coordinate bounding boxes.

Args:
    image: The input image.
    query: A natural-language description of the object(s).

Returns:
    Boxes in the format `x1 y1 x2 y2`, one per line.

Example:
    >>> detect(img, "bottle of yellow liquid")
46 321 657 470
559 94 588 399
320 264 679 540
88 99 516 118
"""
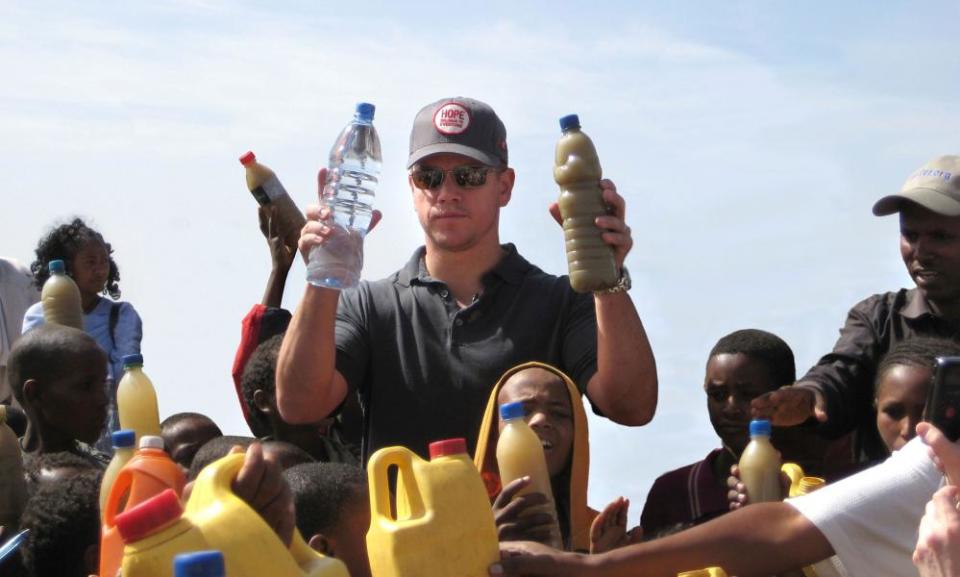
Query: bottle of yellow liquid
240 151 306 248
367 438 499 577
41 259 84 329
0 406 26 528
495 402 564 549
99 429 137 519
117 354 161 444
553 114 618 293
738 419 781 504
679 568 728 577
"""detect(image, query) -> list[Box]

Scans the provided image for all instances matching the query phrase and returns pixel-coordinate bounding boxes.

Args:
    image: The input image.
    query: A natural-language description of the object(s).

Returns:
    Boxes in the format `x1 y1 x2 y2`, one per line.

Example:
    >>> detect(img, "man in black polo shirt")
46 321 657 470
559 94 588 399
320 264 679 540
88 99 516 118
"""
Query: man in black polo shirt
276 97 658 461
753 155 960 461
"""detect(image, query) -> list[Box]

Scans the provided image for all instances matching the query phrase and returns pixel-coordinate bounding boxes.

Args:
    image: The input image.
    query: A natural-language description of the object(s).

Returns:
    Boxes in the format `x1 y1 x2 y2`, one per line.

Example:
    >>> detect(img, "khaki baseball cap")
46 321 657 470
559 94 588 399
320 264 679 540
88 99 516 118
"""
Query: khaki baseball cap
873 155 960 217
407 97 508 168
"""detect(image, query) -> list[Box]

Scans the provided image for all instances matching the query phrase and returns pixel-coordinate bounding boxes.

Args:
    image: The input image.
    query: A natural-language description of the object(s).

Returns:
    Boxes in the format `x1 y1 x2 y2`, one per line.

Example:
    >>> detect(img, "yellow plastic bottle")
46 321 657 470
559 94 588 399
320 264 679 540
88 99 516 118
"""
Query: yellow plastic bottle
117 354 161 444
115 488 210 577
41 259 84 329
496 401 564 549
240 151 306 248
678 568 728 577
553 114 618 293
185 452 348 577
99 429 137 519
738 419 781 504
0 406 26 528
117 453 347 577
367 438 499 577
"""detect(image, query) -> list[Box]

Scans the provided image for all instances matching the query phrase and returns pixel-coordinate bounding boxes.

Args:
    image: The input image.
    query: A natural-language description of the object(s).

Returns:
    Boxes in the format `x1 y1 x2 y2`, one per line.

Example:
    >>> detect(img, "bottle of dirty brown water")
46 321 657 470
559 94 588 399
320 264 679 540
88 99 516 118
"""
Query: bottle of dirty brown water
41 259 84 329
239 151 306 248
553 114 618 293
738 419 781 504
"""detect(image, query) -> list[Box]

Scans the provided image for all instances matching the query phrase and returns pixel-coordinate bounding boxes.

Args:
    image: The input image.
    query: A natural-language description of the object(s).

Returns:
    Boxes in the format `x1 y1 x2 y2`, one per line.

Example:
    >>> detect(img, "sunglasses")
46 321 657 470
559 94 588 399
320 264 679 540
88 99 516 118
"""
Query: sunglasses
410 165 498 190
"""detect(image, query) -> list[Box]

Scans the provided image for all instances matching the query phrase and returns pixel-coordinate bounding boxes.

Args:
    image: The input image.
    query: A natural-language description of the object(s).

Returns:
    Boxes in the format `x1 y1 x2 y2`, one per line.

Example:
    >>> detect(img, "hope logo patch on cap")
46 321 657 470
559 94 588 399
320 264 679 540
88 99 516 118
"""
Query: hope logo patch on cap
433 102 471 135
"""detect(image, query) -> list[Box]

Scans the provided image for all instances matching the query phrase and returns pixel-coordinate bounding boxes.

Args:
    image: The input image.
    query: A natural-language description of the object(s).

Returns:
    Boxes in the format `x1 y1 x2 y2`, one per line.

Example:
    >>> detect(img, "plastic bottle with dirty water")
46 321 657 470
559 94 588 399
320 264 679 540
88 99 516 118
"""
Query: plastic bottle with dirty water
41 259 84 329
738 419 781 504
240 151 306 248
553 114 618 293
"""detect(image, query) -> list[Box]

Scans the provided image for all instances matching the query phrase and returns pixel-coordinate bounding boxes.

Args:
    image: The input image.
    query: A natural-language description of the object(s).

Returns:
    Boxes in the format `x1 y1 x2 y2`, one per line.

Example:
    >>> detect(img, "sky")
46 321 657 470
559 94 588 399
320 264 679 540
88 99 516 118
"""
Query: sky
2 0 960 517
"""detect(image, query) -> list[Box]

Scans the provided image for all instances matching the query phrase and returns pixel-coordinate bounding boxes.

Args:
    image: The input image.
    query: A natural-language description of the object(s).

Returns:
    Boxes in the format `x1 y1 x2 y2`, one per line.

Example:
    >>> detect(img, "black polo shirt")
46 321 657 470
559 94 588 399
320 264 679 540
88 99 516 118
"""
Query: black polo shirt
335 244 598 462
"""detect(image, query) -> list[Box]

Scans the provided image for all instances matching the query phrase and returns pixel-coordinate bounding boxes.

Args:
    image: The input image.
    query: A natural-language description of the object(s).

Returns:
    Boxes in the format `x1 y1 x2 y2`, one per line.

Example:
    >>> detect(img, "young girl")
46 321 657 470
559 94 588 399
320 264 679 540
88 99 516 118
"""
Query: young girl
874 337 960 455
22 217 142 451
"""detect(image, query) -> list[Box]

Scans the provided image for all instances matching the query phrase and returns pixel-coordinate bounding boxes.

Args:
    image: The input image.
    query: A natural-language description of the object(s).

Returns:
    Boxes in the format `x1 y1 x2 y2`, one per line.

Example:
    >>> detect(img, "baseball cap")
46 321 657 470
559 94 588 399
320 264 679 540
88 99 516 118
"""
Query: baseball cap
873 155 960 217
407 97 508 168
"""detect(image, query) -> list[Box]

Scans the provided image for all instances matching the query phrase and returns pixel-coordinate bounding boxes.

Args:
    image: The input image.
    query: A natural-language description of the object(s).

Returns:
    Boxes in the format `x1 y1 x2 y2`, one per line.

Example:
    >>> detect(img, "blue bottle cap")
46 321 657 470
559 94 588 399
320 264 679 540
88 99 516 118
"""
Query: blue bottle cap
48 259 66 274
749 419 772 437
122 354 144 368
355 102 376 122
499 401 526 421
559 114 581 132
174 550 225 577
112 429 136 449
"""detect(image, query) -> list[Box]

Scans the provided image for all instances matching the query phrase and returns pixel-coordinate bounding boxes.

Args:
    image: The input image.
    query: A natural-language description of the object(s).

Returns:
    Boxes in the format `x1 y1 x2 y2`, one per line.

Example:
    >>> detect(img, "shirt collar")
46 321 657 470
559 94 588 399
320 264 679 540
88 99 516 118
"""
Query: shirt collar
902 288 937 320
395 244 531 288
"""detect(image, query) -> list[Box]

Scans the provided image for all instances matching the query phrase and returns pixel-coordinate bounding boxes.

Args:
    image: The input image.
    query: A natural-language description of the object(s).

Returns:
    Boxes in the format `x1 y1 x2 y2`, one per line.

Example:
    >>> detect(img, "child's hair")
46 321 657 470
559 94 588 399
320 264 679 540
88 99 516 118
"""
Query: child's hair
240 334 284 435
24 450 100 489
874 337 960 395
709 329 796 388
160 411 221 432
20 469 103 577
6 325 104 405
284 462 367 538
30 217 120 299
188 435 257 480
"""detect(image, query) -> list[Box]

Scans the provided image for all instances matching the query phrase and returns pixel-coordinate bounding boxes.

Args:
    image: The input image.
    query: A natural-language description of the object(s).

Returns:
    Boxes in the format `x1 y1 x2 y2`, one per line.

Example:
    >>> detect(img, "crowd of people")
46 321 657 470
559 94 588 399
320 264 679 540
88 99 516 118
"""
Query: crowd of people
0 96 959 577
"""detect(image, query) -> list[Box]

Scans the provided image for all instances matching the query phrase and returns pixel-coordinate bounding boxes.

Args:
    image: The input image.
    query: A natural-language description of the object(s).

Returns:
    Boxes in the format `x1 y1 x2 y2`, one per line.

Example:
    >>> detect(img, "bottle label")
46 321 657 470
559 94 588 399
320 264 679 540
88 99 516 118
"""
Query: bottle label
250 175 287 205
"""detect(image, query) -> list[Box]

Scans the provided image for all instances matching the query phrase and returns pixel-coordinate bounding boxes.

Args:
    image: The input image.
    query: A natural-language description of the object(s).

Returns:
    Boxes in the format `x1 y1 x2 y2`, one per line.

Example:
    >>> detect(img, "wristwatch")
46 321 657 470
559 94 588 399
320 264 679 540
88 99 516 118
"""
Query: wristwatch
594 266 631 296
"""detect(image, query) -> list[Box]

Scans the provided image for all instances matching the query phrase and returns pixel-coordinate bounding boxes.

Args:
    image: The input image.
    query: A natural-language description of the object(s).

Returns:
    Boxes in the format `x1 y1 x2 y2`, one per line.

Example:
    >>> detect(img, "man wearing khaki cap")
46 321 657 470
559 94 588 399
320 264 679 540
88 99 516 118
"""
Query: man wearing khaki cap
276 97 657 461
753 155 960 461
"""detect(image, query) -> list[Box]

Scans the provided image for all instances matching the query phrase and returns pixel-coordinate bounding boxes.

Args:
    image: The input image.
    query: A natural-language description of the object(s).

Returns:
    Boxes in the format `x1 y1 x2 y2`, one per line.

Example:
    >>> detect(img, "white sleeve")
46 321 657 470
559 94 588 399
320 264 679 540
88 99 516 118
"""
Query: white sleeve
787 437 942 577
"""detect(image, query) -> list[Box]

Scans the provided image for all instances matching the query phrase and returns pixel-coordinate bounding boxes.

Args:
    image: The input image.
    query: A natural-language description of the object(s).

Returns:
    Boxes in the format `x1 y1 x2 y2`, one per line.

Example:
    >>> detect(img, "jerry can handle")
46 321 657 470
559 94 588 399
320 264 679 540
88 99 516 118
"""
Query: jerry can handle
103 468 134 527
780 462 804 498
367 446 424 522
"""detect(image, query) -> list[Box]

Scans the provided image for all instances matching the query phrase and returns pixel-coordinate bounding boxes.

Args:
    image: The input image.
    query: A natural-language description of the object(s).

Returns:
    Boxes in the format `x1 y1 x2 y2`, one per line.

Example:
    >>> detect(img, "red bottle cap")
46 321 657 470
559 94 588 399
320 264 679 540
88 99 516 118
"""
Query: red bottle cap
239 151 256 165
429 438 467 459
115 489 183 543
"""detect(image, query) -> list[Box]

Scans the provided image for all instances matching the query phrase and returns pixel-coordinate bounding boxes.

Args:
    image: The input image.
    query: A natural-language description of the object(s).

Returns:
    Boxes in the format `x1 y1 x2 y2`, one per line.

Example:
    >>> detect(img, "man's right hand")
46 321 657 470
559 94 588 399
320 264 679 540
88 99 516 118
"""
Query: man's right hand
751 385 827 426
299 168 382 263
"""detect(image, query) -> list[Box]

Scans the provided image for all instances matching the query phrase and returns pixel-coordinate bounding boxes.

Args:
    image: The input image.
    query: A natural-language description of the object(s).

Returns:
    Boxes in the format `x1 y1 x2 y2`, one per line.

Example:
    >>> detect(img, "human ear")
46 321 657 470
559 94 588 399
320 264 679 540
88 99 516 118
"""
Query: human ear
308 533 334 556
253 389 274 415
498 168 515 207
22 379 40 405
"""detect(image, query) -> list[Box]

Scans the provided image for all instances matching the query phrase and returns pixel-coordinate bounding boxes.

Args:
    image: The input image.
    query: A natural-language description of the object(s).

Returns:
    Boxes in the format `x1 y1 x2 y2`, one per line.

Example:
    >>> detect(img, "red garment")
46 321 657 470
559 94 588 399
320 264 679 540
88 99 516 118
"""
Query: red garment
231 304 291 433
640 448 730 539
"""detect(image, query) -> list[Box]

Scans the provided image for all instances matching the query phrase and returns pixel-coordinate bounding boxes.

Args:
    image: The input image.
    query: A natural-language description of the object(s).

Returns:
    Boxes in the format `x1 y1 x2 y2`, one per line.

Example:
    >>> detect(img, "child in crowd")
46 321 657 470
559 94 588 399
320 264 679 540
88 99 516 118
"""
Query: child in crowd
160 411 223 472
22 217 142 452
242 334 356 463
231 207 361 457
284 462 372 577
641 329 828 539
8 325 110 469
24 450 100 493
873 337 960 455
188 435 313 480
18 469 102 577
473 362 599 552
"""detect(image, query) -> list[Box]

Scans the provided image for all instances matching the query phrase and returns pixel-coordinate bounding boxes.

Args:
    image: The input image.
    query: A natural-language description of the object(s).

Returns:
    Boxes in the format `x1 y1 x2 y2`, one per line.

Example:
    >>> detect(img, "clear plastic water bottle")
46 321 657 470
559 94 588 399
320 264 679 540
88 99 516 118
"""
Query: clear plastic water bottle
307 102 381 289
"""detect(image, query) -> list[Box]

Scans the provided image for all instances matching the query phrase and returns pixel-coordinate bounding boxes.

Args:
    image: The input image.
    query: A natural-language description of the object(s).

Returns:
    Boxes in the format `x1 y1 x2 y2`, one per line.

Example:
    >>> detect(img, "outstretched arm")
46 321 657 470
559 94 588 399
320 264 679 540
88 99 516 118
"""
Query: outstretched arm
551 179 657 425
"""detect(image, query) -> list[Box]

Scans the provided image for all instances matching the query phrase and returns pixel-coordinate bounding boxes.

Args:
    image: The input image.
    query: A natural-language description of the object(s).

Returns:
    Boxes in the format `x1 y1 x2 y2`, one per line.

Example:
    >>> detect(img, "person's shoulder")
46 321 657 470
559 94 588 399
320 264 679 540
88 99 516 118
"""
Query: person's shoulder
646 455 713 498
847 288 912 317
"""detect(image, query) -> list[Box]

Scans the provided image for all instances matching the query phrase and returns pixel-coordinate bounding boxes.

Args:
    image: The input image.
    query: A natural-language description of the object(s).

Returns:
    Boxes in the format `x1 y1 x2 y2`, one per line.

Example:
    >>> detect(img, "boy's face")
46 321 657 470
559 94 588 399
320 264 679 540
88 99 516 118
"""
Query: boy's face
497 368 574 478
163 418 222 471
330 488 372 577
30 350 108 445
704 353 776 456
